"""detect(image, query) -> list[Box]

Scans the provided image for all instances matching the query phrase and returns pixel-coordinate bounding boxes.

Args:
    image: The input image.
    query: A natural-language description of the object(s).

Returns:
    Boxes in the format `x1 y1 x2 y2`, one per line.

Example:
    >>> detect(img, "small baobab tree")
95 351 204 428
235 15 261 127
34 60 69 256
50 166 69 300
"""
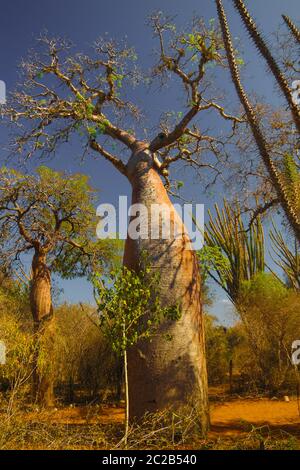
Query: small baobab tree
0 166 115 406
2 14 245 429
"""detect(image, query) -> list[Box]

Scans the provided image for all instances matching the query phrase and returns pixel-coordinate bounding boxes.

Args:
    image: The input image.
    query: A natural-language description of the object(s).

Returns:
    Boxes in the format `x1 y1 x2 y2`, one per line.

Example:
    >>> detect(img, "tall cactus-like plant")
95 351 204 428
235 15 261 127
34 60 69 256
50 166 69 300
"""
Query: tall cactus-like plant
270 224 300 290
232 0 300 134
215 0 300 243
281 154 300 217
282 14 300 44
203 200 265 304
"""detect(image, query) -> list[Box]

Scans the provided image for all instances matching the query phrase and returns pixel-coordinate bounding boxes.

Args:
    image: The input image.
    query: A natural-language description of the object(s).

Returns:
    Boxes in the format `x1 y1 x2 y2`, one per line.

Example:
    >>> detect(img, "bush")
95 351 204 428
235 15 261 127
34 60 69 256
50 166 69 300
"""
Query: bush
54 303 120 402
0 282 35 410
235 273 300 393
205 314 230 385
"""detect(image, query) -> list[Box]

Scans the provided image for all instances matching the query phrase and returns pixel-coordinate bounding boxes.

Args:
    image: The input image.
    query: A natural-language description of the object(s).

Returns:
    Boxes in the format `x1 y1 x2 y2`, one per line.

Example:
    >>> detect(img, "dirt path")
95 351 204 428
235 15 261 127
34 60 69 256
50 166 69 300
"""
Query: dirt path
24 398 300 439
209 398 300 438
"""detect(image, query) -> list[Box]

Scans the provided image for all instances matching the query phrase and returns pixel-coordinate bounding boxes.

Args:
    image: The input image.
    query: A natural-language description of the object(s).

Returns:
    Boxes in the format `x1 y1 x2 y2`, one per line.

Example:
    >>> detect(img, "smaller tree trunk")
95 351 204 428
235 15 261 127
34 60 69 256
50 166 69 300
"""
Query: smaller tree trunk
229 359 233 395
115 355 123 402
30 250 54 407
123 324 129 448
68 376 75 403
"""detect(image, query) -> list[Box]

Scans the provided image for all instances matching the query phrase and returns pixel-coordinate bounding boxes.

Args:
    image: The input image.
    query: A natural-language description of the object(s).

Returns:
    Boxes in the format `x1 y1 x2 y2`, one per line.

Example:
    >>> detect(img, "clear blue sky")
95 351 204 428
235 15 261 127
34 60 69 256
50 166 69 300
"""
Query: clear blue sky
0 0 298 324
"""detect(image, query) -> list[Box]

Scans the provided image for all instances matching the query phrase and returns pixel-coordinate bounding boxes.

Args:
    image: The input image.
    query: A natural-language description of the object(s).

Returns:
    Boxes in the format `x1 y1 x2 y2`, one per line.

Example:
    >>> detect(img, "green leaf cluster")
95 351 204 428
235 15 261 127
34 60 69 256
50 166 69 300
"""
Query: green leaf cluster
93 264 181 355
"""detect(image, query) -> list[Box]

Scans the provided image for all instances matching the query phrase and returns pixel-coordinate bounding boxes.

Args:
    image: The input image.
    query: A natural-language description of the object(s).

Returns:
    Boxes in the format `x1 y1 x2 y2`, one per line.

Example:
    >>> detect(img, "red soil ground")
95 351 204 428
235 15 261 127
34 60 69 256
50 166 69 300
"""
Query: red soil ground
23 396 300 439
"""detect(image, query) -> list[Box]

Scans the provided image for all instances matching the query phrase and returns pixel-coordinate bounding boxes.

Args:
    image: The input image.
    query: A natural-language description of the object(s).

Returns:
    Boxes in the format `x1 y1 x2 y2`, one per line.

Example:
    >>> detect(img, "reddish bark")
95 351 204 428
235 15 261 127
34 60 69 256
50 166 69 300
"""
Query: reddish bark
123 145 209 433
30 250 55 407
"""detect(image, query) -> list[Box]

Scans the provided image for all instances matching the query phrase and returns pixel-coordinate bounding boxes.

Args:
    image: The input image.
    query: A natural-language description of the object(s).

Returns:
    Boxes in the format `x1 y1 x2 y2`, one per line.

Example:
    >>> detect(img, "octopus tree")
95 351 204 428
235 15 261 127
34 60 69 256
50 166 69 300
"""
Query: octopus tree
2 14 244 430
216 0 300 241
0 166 115 406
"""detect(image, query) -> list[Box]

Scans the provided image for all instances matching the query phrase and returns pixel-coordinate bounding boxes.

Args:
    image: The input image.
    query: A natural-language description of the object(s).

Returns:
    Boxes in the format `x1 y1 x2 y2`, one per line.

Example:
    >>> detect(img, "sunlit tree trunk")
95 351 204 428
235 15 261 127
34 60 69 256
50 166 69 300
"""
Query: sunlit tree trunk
114 355 123 402
123 146 209 435
30 249 54 407
123 323 129 447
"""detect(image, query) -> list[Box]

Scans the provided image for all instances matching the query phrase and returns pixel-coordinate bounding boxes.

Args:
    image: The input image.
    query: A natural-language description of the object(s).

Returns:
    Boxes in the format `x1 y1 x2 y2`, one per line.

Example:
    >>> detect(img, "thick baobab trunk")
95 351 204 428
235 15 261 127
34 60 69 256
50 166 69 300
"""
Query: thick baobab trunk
30 250 54 407
123 145 209 434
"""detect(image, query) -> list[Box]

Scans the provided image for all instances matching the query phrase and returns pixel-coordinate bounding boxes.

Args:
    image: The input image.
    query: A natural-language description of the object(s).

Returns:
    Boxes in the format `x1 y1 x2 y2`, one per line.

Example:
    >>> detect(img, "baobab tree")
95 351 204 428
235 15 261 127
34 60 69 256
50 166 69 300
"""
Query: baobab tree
0 166 114 406
2 15 244 429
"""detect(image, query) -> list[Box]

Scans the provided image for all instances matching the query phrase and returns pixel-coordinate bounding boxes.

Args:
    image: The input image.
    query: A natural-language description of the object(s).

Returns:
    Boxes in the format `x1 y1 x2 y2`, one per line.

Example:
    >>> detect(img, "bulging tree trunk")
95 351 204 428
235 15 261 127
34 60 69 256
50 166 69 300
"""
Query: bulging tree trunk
123 145 209 434
30 250 55 407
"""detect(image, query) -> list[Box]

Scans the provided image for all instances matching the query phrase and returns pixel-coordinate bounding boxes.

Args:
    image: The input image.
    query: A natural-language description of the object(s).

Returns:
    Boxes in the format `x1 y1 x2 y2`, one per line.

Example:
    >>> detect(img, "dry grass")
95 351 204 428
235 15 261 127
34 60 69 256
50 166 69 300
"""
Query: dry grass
0 395 299 450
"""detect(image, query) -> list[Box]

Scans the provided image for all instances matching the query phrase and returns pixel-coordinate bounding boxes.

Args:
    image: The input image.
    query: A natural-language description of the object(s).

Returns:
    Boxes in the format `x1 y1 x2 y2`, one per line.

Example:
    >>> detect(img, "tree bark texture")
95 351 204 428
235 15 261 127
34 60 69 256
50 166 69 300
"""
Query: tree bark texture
30 250 55 407
123 145 209 434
